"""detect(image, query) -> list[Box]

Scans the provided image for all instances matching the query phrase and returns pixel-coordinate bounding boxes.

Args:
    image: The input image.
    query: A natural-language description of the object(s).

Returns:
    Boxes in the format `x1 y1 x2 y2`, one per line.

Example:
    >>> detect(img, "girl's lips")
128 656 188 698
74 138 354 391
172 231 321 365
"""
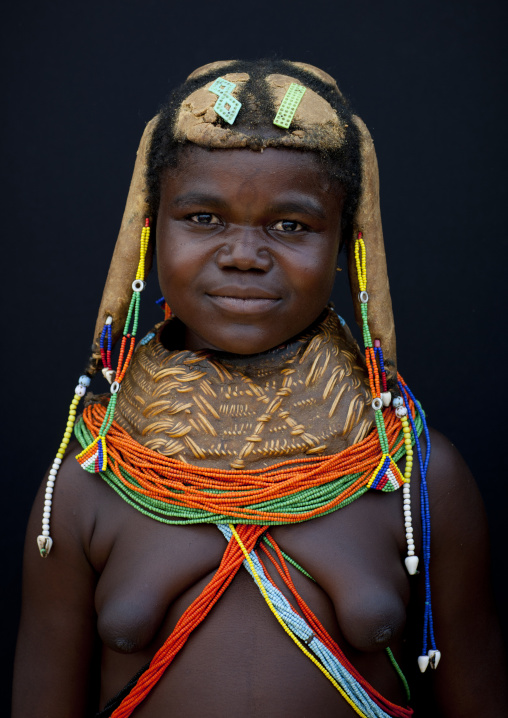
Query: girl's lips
206 295 280 314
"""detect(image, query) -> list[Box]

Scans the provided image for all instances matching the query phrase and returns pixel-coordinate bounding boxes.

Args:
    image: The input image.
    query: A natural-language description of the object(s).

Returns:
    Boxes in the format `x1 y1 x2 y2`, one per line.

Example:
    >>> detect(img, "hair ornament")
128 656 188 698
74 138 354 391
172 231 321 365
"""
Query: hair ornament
208 76 242 124
76 218 150 471
273 83 306 129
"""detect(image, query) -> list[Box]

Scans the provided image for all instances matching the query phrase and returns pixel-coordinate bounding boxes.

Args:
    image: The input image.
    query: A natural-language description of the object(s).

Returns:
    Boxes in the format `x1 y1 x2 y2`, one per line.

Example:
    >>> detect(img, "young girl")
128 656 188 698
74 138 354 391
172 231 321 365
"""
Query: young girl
13 59 508 717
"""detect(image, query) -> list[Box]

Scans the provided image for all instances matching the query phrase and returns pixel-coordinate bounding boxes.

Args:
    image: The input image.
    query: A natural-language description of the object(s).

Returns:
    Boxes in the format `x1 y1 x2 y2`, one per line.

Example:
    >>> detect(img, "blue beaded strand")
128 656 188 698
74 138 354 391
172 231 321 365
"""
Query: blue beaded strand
374 345 388 391
398 380 436 657
99 321 113 368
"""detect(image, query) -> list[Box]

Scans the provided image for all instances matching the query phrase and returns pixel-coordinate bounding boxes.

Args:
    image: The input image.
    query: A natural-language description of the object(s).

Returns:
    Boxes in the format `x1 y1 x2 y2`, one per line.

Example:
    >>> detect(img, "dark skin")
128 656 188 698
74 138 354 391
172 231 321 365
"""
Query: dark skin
13 147 508 717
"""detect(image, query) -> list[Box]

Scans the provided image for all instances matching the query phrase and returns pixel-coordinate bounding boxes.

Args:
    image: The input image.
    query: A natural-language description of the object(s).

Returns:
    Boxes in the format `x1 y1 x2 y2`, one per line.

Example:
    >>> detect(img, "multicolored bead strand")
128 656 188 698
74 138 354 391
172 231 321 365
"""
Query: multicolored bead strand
155 296 172 320
76 219 150 474
395 401 418 575
260 535 411 703
37 374 91 557
74 401 419 526
354 234 405 494
374 339 391 405
398 379 440 672
74 389 420 717
226 524 412 718
354 232 438 673
100 316 115 383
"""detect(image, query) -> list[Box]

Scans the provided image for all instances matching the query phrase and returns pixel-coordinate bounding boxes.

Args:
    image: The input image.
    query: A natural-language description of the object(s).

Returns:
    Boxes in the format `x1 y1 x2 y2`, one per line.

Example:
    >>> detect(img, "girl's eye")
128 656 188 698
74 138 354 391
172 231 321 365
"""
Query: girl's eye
188 213 220 225
272 220 305 232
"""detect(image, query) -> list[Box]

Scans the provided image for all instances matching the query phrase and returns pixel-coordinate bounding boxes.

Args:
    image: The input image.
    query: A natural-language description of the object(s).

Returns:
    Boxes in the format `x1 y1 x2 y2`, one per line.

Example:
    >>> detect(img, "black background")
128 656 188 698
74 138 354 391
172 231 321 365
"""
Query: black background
2 0 507 708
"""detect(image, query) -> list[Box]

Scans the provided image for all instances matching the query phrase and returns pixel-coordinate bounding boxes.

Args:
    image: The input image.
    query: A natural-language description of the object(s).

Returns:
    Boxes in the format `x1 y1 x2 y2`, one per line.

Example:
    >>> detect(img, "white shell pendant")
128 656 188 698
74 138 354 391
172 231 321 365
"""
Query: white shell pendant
381 391 392 407
405 555 419 574
37 535 53 558
428 649 441 669
102 368 116 384
418 655 430 672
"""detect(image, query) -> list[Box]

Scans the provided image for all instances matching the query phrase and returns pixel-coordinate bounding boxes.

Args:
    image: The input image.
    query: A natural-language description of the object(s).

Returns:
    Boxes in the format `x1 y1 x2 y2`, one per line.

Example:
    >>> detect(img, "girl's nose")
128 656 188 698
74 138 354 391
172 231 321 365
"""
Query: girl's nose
215 227 272 271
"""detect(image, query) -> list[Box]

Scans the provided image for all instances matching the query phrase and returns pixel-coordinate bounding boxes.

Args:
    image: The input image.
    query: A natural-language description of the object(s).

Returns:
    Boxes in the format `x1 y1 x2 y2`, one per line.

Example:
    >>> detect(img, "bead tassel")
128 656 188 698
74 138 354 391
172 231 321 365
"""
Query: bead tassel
353 234 405 491
40 220 151 555
37 376 91 556
398 379 439 670
76 220 150 474
353 233 438 671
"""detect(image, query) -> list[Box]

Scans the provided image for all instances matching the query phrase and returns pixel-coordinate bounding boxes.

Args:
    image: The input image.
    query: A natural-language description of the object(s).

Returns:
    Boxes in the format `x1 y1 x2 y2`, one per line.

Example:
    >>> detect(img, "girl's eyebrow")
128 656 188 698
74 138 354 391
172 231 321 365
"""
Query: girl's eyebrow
266 199 326 219
171 193 227 209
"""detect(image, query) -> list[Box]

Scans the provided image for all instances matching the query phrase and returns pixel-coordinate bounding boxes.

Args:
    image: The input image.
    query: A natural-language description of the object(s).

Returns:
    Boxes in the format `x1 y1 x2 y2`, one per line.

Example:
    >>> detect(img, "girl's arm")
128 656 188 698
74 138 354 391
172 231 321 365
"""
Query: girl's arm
13 446 100 717
411 429 508 716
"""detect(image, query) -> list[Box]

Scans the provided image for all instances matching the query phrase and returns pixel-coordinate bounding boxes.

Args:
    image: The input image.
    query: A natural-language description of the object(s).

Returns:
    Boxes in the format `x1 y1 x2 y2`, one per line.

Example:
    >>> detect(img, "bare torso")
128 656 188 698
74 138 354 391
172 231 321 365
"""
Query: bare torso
14 429 508 718
85 446 414 716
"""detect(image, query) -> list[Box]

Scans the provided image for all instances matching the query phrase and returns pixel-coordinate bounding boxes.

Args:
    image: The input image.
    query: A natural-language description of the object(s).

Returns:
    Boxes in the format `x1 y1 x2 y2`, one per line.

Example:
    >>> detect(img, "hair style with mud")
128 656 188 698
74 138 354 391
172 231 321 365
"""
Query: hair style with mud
146 59 362 248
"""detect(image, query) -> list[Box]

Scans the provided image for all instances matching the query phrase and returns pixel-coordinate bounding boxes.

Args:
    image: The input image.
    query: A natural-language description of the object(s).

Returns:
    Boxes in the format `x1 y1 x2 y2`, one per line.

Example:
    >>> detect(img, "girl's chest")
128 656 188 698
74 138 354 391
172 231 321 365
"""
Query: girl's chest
90 485 413 656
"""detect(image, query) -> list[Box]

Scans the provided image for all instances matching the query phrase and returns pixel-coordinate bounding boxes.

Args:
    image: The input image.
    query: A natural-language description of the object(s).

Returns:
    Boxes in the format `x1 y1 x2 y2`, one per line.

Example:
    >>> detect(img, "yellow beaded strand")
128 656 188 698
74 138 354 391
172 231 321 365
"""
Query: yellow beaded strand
401 415 413 481
37 384 88 557
399 413 418 574
354 234 367 292
136 223 150 281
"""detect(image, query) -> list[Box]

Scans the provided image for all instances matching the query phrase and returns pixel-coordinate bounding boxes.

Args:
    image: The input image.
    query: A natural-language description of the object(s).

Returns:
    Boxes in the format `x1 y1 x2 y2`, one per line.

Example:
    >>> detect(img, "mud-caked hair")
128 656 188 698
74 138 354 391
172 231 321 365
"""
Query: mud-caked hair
146 59 361 248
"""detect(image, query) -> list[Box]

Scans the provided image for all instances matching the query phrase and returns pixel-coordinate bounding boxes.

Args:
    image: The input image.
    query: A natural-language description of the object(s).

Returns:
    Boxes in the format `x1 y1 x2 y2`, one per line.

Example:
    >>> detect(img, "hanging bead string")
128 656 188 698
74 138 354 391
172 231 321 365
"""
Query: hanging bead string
397 404 418 575
374 340 388 393
38 220 150 556
373 339 392 407
354 234 388 441
354 232 438 676
36 375 91 557
354 234 407 495
100 316 114 384
76 219 150 474
358 245 418 596
354 240 415 579
398 378 439 672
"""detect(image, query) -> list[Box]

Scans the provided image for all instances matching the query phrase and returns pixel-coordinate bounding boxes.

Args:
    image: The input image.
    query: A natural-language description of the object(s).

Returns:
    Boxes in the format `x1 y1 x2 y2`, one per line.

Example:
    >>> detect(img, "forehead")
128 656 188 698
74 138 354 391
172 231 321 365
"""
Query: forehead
159 146 342 205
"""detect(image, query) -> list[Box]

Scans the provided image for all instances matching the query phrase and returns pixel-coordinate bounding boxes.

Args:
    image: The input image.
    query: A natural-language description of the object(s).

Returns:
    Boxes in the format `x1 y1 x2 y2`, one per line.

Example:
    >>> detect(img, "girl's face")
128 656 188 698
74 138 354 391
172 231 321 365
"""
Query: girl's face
156 146 344 354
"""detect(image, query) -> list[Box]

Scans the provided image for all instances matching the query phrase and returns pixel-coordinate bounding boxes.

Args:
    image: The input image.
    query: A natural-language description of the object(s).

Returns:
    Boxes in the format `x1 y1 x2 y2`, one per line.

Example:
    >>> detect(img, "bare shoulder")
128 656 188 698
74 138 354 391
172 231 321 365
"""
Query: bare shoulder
425 427 488 545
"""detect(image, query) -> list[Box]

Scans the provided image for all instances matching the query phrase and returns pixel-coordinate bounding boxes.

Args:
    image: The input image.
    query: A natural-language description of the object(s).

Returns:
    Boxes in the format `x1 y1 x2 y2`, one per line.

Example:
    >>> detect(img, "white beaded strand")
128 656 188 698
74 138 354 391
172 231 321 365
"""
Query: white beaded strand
37 374 91 557
395 398 419 576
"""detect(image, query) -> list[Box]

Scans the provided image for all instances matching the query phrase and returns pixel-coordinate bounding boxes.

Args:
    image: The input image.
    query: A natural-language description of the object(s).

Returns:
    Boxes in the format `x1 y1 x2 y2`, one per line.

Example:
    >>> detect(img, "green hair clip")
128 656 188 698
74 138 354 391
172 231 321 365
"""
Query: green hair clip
209 76 241 125
273 83 306 129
